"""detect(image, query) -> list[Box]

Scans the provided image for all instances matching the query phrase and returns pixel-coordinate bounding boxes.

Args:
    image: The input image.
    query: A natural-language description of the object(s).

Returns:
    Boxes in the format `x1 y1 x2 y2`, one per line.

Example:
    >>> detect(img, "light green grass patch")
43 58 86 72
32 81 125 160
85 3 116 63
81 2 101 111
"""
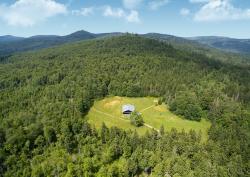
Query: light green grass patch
86 96 211 141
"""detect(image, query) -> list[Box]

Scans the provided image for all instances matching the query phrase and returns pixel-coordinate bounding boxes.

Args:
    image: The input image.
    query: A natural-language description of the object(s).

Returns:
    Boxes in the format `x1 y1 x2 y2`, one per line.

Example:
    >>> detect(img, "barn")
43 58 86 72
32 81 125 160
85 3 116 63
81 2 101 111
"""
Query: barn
122 104 135 114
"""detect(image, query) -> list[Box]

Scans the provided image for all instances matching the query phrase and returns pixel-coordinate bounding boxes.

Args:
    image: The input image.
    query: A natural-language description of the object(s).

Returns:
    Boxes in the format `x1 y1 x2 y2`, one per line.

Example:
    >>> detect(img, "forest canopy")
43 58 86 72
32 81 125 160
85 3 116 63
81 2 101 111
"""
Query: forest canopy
0 35 249 176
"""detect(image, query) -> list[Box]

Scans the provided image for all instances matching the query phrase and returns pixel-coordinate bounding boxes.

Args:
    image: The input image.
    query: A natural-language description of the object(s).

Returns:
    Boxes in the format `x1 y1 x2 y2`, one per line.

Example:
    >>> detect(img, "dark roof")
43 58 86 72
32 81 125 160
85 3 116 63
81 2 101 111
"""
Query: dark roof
122 104 135 112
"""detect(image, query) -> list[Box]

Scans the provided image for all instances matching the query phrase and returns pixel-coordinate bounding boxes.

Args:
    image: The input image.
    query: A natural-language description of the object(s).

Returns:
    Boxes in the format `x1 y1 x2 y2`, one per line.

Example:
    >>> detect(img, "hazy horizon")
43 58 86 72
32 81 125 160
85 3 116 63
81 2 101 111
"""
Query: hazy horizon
0 0 250 38
1 29 250 40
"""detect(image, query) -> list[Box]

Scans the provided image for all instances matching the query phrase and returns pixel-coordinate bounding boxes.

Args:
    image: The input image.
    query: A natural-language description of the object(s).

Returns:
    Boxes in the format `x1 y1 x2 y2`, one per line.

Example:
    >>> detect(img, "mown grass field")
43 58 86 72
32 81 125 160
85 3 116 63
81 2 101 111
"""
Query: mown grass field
87 96 211 141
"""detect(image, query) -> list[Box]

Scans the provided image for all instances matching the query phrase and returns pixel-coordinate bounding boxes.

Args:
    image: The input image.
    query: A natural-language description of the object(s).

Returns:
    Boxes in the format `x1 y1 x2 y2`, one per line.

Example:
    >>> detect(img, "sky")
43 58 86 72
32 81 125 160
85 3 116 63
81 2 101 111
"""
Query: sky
0 0 250 38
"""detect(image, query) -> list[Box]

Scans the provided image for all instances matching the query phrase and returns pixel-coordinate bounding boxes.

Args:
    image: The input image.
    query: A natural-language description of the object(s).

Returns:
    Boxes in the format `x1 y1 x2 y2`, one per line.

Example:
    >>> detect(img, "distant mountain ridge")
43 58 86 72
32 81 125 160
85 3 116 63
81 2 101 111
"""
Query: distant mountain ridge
0 35 24 43
0 30 249 63
0 30 98 56
189 36 250 54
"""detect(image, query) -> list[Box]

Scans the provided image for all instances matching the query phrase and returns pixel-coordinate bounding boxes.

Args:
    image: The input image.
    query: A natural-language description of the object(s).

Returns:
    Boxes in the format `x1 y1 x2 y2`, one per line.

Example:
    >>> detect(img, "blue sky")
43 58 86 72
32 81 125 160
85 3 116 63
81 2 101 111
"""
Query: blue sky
0 0 250 38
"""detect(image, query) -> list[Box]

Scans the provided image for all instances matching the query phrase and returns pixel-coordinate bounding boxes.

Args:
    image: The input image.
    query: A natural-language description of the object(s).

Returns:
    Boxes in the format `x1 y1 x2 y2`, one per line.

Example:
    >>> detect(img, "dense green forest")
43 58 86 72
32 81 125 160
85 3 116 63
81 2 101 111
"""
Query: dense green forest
1 30 250 65
189 36 250 55
0 30 96 57
0 35 249 176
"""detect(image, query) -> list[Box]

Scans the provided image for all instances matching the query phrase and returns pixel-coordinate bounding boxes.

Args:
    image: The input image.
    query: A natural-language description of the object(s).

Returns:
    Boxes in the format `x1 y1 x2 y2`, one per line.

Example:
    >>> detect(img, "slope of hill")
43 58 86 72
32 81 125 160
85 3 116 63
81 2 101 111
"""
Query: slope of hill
144 33 250 64
1 30 249 65
0 35 24 43
0 30 96 56
0 35 249 176
190 36 250 54
143 33 203 48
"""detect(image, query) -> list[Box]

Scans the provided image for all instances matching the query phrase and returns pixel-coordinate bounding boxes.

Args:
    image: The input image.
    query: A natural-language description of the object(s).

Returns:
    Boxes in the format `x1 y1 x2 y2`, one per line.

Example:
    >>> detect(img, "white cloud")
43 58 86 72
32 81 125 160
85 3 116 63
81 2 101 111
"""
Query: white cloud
148 0 169 10
180 8 190 16
103 6 140 23
189 0 209 3
123 0 143 9
126 10 140 22
72 7 94 16
103 6 125 18
0 0 67 27
194 0 250 21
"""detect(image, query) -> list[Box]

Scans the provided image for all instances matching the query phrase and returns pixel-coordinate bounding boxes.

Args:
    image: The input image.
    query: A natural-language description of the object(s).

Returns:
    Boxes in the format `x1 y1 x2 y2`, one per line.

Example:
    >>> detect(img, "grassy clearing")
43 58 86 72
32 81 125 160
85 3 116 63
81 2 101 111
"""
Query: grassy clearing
86 96 211 141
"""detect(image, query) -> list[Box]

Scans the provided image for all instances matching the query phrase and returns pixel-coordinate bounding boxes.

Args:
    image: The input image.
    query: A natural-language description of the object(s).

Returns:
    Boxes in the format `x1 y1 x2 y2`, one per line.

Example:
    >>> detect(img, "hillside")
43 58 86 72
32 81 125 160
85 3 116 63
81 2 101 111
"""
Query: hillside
190 36 250 54
0 35 24 43
1 30 249 65
0 31 125 57
0 35 249 176
144 33 250 64
0 30 96 56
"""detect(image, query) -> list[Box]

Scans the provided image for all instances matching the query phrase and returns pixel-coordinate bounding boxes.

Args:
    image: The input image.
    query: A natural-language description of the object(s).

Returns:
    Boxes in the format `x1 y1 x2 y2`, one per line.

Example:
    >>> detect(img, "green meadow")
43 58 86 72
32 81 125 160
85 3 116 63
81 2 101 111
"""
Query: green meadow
87 96 211 141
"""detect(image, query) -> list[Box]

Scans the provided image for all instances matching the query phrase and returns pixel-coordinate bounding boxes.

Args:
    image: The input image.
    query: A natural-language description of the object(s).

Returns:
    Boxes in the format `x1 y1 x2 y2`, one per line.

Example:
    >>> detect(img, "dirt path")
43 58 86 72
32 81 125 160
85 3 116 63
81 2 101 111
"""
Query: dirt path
92 107 159 132
92 107 129 122
139 105 155 113
144 123 159 132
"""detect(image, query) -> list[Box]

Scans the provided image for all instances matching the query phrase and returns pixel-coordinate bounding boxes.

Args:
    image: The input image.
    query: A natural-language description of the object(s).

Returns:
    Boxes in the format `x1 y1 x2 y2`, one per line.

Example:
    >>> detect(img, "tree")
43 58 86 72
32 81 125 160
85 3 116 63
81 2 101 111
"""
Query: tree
43 126 57 145
101 123 109 144
130 111 144 127
160 125 165 136
170 91 203 121
79 97 92 116
0 128 5 147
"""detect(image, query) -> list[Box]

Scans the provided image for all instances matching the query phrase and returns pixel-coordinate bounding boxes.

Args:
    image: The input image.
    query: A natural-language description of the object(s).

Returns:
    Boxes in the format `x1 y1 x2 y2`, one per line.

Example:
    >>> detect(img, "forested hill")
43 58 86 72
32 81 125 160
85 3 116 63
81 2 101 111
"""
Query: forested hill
0 35 24 43
190 36 250 54
0 35 249 176
1 30 250 65
0 30 97 56
143 33 250 65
